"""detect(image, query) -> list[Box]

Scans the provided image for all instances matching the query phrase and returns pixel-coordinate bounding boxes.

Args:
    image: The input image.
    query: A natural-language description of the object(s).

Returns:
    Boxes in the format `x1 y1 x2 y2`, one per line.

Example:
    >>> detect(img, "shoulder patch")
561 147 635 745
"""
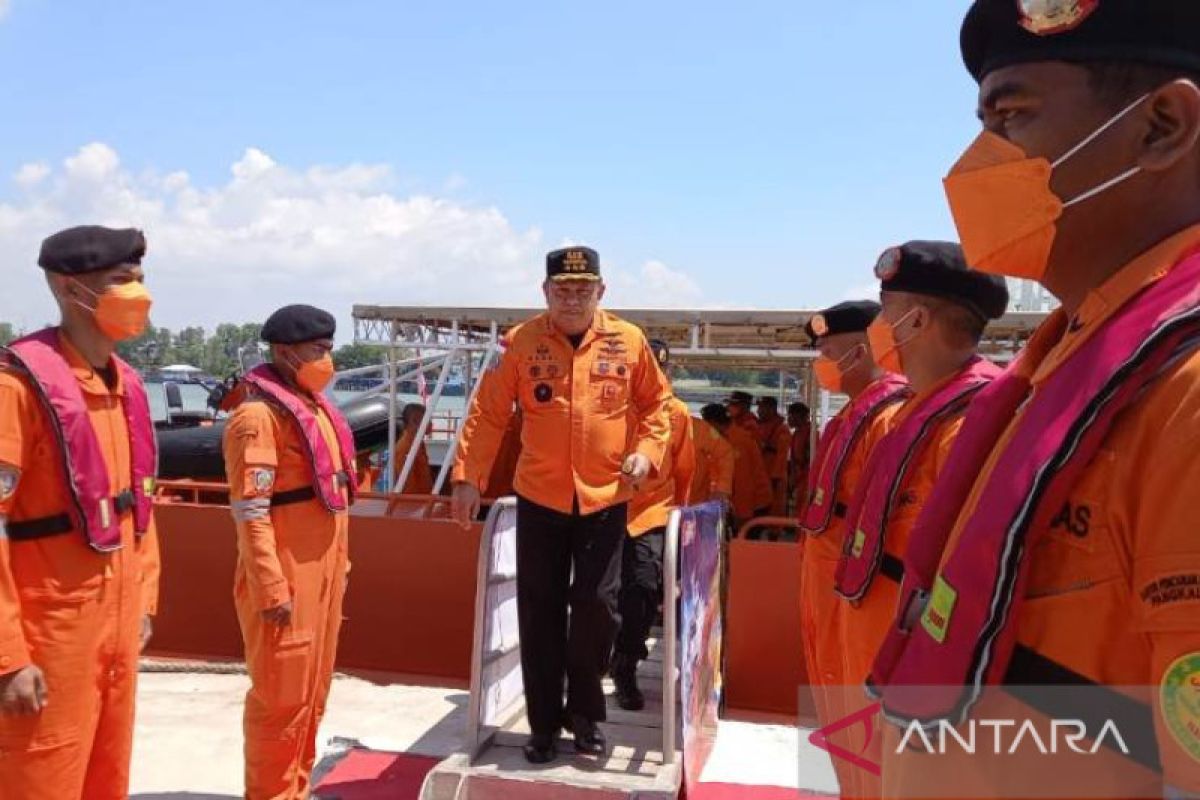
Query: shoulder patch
0 467 19 502
1161 652 1200 764
244 467 276 498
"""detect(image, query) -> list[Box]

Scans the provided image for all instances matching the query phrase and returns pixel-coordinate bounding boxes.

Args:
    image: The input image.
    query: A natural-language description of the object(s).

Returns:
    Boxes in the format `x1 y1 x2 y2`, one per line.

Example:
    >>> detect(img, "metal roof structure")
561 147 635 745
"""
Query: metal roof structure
353 305 1048 368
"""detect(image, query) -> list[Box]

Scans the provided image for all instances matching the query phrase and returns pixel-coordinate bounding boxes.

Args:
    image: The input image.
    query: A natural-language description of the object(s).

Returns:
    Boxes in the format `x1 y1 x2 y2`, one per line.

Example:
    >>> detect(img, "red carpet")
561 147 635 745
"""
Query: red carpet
315 750 440 799
688 784 832 800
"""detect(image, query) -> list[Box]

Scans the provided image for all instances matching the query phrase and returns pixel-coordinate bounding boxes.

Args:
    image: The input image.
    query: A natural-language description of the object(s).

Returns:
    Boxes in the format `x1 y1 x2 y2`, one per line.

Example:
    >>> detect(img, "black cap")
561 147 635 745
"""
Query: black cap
874 241 1009 321
725 390 753 407
546 247 601 282
962 0 1200 83
38 226 146 275
701 403 730 425
261 304 337 344
649 338 671 368
805 301 882 344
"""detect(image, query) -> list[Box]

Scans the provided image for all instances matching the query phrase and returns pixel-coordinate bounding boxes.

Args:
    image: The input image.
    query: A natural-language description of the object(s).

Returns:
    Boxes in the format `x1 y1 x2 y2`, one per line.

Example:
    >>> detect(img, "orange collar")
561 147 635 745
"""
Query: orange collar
56 328 124 398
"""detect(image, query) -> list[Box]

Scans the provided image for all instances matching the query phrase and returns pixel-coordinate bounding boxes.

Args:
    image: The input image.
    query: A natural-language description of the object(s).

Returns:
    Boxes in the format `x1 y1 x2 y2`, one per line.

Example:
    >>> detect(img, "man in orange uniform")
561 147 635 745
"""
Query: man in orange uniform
786 402 811 515
689 414 734 506
392 402 433 494
725 390 759 438
223 304 357 800
798 301 907 796
451 247 671 763
755 397 792 517
872 4 1200 798
832 242 1007 800
0 226 160 800
612 340 695 712
700 404 771 531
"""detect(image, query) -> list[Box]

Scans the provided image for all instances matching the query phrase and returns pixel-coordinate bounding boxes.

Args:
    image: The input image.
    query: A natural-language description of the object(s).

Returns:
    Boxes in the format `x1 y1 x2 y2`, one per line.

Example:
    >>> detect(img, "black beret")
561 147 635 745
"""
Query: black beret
38 226 146 275
875 240 1009 321
261 304 336 344
805 301 881 344
701 403 730 425
962 0 1200 83
547 246 601 282
725 390 753 406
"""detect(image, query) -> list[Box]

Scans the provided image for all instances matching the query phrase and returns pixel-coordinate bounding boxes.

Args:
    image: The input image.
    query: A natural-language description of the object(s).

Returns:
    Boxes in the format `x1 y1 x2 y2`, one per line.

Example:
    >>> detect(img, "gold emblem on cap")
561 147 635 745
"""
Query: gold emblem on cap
875 247 902 280
1017 0 1098 37
562 249 590 273
810 314 828 337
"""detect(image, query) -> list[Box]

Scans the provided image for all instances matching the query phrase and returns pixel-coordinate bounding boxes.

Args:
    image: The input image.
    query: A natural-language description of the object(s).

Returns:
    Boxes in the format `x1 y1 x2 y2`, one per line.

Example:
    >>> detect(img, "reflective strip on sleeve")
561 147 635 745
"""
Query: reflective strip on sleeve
231 498 272 522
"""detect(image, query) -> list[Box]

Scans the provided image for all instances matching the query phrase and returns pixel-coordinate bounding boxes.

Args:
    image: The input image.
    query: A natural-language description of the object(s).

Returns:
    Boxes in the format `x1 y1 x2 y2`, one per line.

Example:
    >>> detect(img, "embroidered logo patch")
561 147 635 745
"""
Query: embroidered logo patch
534 383 553 403
921 574 957 644
1161 652 1200 763
0 467 19 502
249 468 276 495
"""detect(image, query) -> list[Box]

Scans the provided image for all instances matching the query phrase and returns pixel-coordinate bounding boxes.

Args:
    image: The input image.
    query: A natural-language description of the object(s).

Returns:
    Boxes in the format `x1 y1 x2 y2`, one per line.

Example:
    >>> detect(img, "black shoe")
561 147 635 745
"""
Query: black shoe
612 655 645 711
523 733 557 764
571 714 606 755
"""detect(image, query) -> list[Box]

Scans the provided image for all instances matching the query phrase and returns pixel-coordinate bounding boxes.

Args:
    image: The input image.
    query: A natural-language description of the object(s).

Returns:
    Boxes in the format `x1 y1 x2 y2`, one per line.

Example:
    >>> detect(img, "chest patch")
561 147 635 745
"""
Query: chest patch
534 383 553 403
1160 652 1200 764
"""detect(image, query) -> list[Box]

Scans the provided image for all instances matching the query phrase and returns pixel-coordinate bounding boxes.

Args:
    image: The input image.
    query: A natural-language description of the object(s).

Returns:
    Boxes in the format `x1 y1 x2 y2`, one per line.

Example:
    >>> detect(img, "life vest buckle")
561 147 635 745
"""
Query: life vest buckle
898 588 929 634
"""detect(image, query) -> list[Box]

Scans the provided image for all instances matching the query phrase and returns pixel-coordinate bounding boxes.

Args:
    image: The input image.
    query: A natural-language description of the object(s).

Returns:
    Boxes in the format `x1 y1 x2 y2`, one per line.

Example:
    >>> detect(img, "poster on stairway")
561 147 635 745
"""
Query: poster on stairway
679 501 725 791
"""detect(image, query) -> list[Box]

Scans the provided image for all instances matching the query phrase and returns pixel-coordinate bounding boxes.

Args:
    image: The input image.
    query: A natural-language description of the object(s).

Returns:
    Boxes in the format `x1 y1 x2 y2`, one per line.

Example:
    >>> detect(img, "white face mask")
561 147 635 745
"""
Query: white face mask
1053 92 1149 210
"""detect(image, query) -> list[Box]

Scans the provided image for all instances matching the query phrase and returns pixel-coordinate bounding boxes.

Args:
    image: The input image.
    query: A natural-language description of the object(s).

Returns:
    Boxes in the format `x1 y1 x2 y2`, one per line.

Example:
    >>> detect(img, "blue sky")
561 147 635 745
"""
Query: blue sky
0 0 984 331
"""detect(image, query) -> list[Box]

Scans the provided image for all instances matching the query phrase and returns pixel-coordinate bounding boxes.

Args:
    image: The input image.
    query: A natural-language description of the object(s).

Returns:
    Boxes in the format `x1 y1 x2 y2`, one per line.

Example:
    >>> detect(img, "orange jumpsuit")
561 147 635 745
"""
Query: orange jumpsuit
223 396 351 800
627 397 695 537
392 426 433 495
800 393 897 797
726 424 772 525
757 414 792 516
690 418 735 502
885 226 1200 799
452 310 672 513
836 382 965 800
0 332 160 800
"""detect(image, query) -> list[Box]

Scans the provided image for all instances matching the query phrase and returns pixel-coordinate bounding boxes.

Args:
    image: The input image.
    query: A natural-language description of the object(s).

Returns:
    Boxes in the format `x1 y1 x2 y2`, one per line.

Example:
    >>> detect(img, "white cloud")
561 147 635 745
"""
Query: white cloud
0 1 10 22
840 282 880 303
0 143 709 337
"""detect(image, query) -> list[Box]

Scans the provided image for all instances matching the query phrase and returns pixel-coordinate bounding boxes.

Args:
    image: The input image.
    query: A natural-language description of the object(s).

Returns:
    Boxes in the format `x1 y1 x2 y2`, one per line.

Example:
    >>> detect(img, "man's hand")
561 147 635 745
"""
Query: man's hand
140 615 154 652
0 665 48 715
451 482 481 529
620 453 652 487
261 600 293 627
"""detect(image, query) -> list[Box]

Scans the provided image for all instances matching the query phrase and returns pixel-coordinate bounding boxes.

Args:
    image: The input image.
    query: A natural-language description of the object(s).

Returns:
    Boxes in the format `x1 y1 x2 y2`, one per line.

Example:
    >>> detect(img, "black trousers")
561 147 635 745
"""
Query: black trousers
614 527 665 662
516 495 626 735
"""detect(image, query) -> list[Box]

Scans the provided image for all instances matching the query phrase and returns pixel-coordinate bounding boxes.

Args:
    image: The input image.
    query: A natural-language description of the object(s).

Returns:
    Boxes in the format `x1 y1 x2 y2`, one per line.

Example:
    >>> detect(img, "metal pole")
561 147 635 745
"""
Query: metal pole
662 508 680 766
385 335 398 493
433 344 497 494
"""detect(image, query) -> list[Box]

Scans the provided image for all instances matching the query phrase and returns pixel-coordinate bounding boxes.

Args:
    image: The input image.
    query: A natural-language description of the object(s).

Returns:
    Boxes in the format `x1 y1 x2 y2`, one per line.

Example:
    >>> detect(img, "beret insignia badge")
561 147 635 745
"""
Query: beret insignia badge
875 247 903 280
810 314 828 337
1017 0 1099 37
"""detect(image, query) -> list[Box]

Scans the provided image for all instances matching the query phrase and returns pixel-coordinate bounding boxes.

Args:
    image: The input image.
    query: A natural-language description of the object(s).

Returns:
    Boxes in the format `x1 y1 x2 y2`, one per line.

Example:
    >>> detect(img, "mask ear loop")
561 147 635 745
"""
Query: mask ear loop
68 278 101 314
1053 92 1150 209
834 342 867 372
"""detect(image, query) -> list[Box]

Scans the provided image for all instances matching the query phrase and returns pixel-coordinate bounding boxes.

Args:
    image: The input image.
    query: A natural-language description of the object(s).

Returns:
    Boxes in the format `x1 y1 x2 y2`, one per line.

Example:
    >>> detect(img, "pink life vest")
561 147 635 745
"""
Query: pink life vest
1 328 157 552
835 357 1001 602
800 374 910 535
241 364 357 512
868 249 1200 727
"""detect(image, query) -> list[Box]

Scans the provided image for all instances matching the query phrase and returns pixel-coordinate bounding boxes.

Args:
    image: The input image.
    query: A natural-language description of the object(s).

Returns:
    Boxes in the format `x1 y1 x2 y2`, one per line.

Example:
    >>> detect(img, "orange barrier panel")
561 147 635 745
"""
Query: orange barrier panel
148 487 482 684
723 534 811 718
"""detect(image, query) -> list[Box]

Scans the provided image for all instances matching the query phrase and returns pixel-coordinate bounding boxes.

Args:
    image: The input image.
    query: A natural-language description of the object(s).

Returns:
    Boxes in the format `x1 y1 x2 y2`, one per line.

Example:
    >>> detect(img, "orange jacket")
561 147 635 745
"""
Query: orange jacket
628 397 695 536
0 333 160 675
756 414 791 480
483 411 522 499
889 226 1200 795
690 418 734 502
452 310 672 515
726 423 772 521
393 427 434 495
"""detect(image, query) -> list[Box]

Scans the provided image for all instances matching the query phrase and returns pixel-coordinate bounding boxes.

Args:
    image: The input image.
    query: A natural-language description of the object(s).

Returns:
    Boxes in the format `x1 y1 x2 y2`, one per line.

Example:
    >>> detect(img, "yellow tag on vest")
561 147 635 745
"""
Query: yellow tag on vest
921 574 957 644
851 528 866 557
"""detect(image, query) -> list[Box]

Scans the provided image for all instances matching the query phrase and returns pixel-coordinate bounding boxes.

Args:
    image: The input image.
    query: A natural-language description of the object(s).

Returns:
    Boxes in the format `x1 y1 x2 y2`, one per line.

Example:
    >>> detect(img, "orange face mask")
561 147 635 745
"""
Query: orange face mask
74 279 153 341
943 93 1148 282
867 309 918 376
813 344 864 394
289 352 335 394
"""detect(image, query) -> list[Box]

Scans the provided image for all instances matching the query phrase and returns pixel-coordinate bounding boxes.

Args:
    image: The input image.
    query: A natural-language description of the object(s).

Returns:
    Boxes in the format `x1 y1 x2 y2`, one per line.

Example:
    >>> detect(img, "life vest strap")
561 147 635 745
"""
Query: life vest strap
880 552 904 584
7 489 136 541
